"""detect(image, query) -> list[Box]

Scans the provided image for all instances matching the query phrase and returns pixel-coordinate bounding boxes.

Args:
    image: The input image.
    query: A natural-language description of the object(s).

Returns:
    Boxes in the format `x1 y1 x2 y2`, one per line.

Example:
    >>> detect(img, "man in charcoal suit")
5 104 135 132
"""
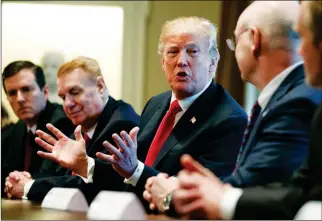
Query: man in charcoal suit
2 61 75 198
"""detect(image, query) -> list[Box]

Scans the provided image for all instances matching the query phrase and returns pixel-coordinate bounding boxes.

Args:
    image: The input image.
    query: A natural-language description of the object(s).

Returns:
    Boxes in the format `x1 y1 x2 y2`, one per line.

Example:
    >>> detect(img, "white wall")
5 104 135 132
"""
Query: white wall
2 1 149 121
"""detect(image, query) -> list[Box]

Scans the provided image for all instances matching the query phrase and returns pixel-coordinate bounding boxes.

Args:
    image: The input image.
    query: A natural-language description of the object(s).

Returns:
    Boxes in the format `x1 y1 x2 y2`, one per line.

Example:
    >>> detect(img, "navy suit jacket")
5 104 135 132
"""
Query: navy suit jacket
224 64 321 187
234 103 322 219
133 82 247 194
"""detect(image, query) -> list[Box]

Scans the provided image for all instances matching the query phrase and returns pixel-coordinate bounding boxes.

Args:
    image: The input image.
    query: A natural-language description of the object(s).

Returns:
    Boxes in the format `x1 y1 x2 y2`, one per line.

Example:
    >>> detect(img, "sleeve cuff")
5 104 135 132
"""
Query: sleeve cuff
219 187 243 220
76 157 95 183
22 180 35 200
124 161 144 186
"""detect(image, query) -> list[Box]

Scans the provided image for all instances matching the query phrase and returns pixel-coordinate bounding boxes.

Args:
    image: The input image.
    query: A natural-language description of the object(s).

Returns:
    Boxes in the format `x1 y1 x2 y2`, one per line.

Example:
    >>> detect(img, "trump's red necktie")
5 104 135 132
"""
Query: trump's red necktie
145 100 182 166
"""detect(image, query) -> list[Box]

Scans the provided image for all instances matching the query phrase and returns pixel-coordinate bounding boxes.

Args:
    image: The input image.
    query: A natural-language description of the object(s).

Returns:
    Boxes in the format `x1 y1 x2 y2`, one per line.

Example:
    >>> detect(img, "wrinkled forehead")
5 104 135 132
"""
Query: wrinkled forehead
163 33 210 49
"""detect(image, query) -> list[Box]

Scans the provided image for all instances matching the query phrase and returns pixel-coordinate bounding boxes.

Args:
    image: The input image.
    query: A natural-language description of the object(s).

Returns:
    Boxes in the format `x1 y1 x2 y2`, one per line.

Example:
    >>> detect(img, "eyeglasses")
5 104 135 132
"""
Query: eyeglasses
226 28 250 51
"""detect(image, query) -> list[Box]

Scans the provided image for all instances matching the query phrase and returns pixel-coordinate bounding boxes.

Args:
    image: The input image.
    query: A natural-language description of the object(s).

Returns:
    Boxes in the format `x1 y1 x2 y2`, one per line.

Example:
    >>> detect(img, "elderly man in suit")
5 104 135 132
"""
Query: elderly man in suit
95 16 247 207
172 1 322 219
5 57 140 203
143 1 320 213
2 61 75 198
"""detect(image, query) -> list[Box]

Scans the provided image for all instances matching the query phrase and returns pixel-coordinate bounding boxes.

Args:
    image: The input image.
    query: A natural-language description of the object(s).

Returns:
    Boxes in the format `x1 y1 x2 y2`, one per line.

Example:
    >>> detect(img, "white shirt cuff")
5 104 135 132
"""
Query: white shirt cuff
124 161 144 186
76 157 95 183
219 187 243 220
22 180 35 200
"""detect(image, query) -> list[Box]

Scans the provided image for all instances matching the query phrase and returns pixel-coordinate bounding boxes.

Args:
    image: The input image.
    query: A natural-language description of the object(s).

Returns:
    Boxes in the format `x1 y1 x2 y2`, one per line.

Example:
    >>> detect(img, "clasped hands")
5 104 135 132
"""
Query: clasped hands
4 171 33 199
143 154 233 219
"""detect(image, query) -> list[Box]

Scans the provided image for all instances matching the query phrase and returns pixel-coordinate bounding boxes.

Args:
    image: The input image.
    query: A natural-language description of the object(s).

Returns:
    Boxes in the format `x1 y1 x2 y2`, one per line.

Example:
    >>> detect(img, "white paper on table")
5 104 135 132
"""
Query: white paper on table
41 187 89 212
294 201 322 220
87 191 145 220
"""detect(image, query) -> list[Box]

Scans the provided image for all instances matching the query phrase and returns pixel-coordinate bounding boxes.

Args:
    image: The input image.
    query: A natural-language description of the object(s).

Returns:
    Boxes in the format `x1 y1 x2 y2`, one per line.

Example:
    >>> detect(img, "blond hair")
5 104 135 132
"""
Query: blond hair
57 56 102 80
158 16 220 61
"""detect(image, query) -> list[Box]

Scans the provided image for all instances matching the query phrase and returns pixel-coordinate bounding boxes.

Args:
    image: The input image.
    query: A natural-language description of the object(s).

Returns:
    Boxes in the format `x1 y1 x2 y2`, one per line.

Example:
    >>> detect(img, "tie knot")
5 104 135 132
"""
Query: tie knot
169 100 182 115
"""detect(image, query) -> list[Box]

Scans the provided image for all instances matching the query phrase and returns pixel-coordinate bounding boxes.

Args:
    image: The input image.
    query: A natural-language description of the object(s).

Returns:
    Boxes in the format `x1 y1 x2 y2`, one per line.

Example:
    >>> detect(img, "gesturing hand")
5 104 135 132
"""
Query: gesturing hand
96 127 140 179
35 123 89 177
172 154 232 220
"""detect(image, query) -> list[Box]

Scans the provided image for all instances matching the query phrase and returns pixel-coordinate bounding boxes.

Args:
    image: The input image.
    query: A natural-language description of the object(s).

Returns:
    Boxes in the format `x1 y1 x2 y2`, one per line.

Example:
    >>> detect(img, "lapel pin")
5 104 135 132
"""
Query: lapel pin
190 117 196 124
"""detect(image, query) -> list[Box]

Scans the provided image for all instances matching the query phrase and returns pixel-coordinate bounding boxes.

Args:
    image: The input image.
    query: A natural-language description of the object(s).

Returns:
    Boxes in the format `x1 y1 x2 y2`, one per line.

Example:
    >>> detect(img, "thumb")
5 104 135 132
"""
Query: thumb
180 154 210 176
129 127 140 144
74 125 83 142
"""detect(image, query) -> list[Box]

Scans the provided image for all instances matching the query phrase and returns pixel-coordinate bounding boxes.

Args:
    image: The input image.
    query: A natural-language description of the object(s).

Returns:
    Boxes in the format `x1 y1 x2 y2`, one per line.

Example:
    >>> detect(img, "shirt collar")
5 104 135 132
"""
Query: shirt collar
170 80 212 111
258 61 303 110
27 124 37 134
84 97 109 139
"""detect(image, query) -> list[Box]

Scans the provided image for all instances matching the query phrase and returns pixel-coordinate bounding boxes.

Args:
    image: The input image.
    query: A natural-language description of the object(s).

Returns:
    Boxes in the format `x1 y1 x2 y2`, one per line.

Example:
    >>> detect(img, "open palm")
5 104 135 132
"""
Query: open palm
35 123 87 172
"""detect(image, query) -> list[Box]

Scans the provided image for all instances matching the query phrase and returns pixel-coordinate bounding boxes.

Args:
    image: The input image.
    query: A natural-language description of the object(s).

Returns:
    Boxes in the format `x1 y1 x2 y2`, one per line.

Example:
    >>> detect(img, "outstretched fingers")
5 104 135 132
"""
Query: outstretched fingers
46 123 68 140
37 151 59 163
35 137 54 152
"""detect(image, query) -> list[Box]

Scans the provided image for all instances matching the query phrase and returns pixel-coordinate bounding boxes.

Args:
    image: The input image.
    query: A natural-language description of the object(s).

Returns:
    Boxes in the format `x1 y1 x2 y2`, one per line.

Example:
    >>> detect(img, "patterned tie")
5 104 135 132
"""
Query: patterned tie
235 101 262 169
145 100 182 166
24 130 34 171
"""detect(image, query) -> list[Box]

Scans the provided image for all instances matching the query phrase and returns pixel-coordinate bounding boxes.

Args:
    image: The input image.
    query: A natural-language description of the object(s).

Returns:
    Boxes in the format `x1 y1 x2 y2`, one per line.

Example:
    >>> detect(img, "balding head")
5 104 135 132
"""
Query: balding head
236 1 300 51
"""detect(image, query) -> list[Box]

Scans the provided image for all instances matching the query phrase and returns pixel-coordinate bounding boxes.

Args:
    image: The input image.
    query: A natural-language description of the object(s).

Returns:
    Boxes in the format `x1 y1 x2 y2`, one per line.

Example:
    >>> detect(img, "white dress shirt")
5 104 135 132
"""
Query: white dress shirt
124 80 212 186
218 61 303 219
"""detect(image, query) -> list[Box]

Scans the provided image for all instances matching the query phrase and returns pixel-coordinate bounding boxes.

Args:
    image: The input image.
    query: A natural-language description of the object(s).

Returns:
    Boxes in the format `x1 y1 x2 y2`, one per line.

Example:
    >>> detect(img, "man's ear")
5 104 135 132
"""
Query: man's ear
96 76 106 95
250 27 261 57
161 55 165 72
42 84 49 100
209 58 217 76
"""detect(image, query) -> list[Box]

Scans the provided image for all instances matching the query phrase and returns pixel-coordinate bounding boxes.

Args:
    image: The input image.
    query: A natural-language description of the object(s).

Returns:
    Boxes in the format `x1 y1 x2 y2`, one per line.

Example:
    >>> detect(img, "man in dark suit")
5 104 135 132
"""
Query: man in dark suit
2 61 75 198
144 2 320 213
83 16 248 209
172 1 322 219
5 57 140 203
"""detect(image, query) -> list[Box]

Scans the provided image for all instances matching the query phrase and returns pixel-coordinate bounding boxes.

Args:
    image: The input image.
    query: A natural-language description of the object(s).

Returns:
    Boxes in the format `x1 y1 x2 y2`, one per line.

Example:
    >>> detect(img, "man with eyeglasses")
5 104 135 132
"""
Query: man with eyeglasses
143 1 321 214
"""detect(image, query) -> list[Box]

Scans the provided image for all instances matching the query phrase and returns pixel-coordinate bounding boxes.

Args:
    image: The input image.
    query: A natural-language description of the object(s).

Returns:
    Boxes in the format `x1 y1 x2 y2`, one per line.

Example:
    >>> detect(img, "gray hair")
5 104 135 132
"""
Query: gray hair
157 16 220 61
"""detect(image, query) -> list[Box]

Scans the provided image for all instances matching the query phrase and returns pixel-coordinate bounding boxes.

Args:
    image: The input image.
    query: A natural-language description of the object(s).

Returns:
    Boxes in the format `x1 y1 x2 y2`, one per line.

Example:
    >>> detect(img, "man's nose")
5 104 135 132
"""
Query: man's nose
64 95 75 108
177 51 189 67
16 90 26 103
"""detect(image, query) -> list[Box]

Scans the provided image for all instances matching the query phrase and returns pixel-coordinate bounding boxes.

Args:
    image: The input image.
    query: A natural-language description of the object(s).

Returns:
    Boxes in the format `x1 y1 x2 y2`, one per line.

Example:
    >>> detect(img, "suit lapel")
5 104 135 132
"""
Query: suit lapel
138 96 170 160
238 65 305 164
87 97 118 156
152 83 218 167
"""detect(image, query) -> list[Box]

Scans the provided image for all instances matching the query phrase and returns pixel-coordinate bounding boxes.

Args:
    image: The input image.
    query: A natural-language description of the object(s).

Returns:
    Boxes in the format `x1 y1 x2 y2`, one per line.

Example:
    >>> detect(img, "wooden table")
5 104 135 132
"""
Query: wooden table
1 199 173 220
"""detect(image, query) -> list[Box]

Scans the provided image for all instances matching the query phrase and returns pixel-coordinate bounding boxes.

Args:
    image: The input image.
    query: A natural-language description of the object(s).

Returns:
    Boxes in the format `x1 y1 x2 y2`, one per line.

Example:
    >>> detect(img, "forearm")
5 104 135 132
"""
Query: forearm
27 175 82 202
234 186 305 219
